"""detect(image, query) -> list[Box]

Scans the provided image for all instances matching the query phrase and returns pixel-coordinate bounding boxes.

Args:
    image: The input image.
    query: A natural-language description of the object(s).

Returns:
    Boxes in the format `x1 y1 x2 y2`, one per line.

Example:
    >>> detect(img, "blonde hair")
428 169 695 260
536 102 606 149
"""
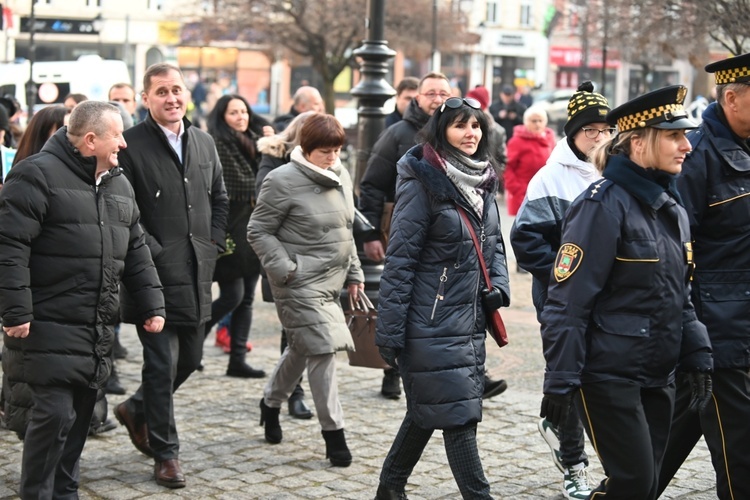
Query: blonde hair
590 127 662 173
257 111 318 159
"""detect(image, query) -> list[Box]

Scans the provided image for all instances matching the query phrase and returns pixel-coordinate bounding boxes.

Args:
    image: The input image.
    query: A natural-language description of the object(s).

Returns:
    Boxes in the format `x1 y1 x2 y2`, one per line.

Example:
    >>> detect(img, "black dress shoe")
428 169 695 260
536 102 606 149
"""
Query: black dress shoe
89 418 118 436
105 375 126 395
226 363 266 378
154 458 186 489
375 483 408 499
288 394 313 419
483 375 508 399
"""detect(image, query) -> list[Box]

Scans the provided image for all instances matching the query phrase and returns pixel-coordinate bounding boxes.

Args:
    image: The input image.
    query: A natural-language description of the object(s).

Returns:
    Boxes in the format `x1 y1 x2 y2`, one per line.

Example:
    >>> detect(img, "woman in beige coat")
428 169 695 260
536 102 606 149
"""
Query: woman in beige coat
248 113 364 467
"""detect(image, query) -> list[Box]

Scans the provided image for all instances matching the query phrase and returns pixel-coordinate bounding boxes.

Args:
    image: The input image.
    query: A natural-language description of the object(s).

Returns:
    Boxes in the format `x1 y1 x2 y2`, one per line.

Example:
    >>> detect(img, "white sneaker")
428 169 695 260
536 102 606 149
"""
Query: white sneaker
563 462 593 500
537 417 564 473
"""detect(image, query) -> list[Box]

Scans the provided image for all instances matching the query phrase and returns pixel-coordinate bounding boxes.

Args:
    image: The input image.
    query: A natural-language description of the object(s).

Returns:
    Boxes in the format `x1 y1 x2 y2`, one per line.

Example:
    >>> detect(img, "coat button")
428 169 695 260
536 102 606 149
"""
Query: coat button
640 328 647 334
323 226 330 232
184 178 189 183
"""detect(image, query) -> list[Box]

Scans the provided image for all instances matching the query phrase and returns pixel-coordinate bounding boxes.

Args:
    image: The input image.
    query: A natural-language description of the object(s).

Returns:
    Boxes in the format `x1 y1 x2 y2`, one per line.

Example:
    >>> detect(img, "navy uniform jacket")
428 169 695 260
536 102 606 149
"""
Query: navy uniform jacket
541 154 712 395
678 102 750 369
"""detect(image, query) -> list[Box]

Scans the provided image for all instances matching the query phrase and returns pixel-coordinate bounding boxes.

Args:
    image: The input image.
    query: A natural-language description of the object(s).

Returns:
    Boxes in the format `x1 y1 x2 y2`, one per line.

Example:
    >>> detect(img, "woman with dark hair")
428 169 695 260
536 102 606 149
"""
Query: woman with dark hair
374 97 510 499
204 94 267 378
248 113 364 467
12 105 69 167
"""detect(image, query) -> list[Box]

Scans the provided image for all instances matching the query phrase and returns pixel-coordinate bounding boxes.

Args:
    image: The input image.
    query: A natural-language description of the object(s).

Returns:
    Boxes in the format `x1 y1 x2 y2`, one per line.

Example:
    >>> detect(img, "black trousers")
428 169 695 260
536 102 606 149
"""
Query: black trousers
577 380 674 500
658 368 750 500
204 272 261 366
20 384 98 499
124 323 203 460
379 411 492 499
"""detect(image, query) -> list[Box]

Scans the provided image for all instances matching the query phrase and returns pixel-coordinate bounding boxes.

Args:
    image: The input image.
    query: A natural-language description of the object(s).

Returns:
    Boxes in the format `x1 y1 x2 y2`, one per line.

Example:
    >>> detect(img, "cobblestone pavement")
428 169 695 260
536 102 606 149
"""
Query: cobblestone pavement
0 200 717 499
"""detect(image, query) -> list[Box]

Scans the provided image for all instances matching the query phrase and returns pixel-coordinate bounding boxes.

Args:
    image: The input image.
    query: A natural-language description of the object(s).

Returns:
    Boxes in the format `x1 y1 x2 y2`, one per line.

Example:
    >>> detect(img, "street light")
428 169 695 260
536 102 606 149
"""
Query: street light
26 0 37 119
349 0 396 189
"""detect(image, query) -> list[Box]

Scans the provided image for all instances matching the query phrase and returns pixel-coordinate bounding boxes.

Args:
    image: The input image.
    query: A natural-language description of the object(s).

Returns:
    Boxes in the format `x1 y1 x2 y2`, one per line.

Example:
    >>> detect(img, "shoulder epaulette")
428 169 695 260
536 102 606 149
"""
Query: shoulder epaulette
584 179 612 201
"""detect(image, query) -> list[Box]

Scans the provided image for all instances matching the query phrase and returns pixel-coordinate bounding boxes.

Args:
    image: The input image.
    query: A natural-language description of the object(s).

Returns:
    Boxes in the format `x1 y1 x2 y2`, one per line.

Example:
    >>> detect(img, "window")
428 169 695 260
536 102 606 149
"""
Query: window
486 1 497 24
520 2 533 28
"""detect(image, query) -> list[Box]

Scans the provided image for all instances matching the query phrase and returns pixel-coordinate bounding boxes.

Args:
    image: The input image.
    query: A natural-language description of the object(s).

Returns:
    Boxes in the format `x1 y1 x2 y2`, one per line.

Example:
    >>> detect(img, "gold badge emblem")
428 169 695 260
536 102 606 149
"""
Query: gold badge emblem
554 243 584 283
676 86 687 104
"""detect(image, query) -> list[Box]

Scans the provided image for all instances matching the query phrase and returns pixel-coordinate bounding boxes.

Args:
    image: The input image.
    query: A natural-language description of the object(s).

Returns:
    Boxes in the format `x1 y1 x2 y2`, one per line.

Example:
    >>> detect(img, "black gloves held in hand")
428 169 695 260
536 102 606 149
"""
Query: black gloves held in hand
686 371 712 413
540 392 574 428
481 287 504 312
379 346 400 369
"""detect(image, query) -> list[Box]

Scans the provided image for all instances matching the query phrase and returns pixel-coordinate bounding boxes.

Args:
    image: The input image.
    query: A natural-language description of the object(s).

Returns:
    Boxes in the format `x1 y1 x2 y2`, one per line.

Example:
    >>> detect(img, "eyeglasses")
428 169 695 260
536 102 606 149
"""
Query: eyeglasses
439 97 481 113
581 127 616 139
421 91 452 101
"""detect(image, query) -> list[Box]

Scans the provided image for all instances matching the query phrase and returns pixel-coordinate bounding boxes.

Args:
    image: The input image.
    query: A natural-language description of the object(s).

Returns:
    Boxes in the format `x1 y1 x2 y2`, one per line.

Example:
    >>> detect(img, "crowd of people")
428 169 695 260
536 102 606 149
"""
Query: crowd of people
0 50 748 500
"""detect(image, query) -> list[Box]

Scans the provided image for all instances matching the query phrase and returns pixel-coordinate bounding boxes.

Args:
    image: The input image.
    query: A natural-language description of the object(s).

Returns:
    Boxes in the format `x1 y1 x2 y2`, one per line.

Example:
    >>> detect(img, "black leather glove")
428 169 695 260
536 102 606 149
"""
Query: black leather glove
379 347 400 369
540 393 574 428
686 371 712 412
481 287 504 311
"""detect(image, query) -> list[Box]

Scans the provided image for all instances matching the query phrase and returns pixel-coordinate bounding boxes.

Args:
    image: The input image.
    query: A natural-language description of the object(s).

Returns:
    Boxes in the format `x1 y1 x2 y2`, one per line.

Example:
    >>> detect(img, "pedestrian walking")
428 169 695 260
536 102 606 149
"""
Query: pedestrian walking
510 80 612 499
360 71 507 401
248 113 364 467
374 96 509 499
385 77 419 128
540 85 713 499
255 110 319 419
0 101 164 499
488 84 527 139
504 106 556 216
272 86 324 132
114 62 229 489
203 94 267 379
657 52 750 500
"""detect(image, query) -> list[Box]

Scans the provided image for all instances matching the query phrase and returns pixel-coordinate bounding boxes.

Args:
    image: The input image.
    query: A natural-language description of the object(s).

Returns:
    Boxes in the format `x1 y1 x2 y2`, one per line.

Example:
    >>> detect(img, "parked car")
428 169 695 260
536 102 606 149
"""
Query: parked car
531 88 576 137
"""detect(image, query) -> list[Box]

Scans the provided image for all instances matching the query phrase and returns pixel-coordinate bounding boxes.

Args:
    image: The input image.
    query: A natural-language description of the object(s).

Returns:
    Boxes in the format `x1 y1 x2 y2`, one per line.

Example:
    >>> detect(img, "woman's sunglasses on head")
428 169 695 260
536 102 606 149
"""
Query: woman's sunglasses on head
440 97 481 113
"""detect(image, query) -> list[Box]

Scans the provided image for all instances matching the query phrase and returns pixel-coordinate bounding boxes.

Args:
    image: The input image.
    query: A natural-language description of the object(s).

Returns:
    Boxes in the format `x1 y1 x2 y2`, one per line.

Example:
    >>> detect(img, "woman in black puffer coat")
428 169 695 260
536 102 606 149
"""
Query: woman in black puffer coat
374 97 510 500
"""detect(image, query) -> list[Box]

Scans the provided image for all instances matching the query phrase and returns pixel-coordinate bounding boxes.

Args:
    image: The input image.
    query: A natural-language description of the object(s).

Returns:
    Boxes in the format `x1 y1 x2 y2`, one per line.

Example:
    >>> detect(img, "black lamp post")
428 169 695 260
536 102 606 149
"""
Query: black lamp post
26 0 37 120
349 0 396 190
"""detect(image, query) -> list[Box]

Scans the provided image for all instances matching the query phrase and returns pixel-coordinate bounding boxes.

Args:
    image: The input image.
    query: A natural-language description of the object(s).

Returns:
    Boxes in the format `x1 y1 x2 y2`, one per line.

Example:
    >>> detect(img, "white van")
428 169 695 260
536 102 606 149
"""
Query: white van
0 55 131 116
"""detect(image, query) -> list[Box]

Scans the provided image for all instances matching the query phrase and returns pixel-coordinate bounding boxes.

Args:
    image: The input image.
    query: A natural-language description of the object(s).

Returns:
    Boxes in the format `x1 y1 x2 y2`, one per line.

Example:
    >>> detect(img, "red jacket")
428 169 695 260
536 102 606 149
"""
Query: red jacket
504 125 555 215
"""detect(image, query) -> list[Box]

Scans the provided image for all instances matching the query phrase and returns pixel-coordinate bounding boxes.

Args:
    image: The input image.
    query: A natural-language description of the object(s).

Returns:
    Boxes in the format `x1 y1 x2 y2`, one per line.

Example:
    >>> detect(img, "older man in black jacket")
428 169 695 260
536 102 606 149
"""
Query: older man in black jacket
0 100 165 499
114 63 228 489
657 53 750 500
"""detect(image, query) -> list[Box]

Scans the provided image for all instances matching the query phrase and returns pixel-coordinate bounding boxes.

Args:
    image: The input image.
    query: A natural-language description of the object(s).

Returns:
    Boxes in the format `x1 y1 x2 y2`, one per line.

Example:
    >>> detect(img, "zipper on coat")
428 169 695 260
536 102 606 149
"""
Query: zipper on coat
430 267 448 321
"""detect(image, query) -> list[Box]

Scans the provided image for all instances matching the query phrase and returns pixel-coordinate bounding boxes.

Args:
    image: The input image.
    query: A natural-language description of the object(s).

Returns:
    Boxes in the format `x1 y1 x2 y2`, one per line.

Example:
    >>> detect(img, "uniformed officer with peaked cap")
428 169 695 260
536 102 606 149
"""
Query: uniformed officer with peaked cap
658 52 750 500
606 84 695 132
540 85 713 499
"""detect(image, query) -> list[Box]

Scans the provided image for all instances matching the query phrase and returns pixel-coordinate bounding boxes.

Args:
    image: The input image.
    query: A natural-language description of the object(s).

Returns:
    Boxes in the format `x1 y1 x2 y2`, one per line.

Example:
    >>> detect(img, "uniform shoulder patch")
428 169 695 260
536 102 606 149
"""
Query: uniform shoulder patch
585 179 612 201
554 243 583 282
